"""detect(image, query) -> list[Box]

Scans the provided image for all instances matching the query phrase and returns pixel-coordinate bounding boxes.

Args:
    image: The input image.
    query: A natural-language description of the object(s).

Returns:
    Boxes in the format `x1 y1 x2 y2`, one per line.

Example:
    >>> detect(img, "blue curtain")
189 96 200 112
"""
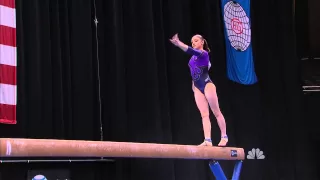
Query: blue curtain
221 0 258 85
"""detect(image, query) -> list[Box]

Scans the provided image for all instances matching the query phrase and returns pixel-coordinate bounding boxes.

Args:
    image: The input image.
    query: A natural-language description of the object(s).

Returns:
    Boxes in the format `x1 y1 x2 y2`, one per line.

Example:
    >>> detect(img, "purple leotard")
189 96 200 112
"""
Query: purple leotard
187 46 212 94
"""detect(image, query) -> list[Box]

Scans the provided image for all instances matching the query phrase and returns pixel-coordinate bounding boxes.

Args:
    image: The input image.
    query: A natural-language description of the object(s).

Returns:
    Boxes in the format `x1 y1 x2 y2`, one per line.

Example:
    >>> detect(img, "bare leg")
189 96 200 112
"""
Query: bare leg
193 84 212 146
204 83 228 146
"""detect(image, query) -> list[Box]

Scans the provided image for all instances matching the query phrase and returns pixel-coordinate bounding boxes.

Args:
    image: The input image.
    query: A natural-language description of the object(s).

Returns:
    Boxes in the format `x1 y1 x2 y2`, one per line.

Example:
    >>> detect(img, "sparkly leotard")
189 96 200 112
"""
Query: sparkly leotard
187 46 212 94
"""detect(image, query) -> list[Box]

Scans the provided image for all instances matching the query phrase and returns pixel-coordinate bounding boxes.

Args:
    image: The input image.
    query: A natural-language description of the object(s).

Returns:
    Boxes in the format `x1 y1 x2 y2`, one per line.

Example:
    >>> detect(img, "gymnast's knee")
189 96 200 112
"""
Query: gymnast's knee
200 112 210 120
212 109 222 118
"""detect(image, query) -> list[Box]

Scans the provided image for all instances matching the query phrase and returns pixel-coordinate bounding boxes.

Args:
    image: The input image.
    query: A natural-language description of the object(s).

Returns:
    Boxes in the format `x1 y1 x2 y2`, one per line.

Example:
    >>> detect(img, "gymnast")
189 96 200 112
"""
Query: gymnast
169 33 228 147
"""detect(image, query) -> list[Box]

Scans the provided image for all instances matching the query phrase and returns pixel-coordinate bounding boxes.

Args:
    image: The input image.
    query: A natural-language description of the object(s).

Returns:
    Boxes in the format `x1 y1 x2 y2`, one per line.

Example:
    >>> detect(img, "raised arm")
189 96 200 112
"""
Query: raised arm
185 46 203 56
169 34 203 56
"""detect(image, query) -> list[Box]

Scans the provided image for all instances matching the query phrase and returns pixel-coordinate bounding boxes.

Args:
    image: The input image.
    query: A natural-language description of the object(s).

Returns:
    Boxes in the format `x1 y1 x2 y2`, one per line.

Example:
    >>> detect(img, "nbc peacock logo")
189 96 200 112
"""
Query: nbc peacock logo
247 148 265 159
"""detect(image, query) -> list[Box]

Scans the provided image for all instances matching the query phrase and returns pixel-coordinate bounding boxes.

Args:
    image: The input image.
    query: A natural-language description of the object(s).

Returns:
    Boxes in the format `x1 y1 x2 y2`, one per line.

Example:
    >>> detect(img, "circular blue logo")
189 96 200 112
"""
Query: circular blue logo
32 175 47 180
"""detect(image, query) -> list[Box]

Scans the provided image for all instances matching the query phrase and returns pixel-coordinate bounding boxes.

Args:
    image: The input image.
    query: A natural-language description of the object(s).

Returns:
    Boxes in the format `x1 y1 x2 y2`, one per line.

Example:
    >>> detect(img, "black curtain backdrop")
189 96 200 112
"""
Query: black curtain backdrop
0 0 317 179
295 0 320 59
295 0 310 59
307 0 320 58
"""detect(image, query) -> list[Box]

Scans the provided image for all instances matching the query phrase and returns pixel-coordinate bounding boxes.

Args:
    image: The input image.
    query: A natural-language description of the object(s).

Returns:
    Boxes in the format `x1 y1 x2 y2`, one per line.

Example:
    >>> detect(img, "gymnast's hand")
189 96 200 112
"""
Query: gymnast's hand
170 33 188 52
169 33 180 46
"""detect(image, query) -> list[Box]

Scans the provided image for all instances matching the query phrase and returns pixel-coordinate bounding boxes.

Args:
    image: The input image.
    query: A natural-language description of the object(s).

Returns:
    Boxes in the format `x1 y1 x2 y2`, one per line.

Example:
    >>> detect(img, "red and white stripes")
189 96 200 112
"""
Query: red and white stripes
0 0 16 124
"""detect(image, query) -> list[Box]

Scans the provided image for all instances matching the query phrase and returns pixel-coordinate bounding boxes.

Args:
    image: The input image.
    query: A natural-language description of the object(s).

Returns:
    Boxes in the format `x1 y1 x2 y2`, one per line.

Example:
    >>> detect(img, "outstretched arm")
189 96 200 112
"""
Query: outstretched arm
169 33 203 56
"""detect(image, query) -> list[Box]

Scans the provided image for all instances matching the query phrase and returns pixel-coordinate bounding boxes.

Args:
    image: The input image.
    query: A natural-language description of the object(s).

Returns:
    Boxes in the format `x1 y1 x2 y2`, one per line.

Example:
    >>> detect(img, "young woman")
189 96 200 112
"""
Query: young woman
169 33 228 147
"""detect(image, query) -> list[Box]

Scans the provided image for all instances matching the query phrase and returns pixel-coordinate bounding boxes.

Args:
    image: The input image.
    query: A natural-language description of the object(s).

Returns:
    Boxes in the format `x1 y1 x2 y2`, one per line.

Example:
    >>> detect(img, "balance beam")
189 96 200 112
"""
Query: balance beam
0 138 244 180
0 138 244 160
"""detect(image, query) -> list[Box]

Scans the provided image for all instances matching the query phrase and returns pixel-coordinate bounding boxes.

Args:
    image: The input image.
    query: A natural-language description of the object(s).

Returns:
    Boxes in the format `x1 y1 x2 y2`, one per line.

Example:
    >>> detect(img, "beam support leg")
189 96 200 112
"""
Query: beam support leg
209 160 227 180
231 160 243 180
209 160 243 180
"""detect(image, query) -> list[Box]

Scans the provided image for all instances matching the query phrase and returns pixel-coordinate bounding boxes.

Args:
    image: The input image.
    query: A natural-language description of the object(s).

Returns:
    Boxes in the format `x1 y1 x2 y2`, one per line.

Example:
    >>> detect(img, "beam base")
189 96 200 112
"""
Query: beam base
209 160 243 180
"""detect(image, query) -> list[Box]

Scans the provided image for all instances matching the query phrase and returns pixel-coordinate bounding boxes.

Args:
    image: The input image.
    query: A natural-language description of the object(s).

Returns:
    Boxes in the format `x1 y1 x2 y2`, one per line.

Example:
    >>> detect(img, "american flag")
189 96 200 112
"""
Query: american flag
0 0 16 124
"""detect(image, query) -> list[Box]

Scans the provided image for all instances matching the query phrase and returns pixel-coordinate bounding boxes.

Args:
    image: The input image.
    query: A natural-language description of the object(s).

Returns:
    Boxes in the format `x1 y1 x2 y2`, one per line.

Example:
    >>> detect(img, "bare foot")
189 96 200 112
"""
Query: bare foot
198 139 213 146
218 136 228 147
